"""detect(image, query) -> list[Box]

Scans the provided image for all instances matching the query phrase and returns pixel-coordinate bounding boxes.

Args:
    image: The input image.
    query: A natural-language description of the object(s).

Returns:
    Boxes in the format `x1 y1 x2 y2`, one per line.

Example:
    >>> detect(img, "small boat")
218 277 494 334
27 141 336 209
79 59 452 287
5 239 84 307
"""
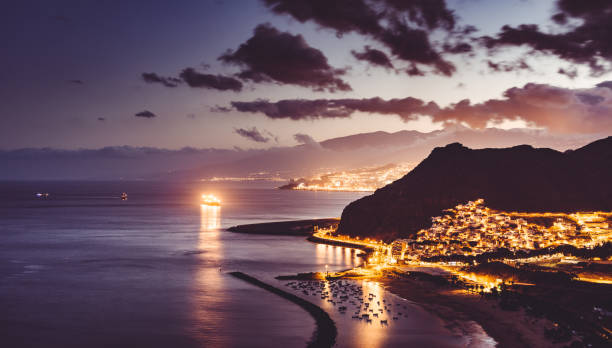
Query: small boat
35 192 49 198
120 192 128 200
201 194 221 206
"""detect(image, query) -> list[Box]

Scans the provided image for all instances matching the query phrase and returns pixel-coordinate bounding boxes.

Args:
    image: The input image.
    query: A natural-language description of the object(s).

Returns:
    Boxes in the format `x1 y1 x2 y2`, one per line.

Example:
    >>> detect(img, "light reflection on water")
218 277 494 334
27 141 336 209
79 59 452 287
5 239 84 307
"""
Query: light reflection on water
200 205 221 231
315 243 360 271
191 205 224 343
354 280 387 347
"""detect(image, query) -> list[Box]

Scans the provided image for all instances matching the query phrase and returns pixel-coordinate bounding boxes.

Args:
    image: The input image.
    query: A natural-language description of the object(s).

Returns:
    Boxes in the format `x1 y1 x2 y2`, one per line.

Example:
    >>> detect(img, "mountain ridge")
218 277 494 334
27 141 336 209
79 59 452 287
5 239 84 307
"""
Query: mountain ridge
337 136 612 242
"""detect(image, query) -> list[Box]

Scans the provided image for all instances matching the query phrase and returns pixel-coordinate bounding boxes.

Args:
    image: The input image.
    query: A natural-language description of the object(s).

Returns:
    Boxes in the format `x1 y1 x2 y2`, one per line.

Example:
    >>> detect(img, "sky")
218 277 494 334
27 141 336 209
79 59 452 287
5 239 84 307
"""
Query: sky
1 0 612 150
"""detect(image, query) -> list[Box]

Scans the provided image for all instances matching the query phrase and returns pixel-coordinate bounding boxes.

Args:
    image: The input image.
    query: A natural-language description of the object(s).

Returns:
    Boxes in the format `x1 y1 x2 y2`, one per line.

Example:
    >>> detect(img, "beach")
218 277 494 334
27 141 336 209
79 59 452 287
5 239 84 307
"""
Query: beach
382 274 565 348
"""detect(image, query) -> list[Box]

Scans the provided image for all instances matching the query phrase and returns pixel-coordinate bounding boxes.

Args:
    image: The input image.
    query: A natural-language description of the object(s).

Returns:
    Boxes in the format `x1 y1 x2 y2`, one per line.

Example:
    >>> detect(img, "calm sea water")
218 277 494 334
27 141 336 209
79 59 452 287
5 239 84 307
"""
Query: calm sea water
0 181 493 348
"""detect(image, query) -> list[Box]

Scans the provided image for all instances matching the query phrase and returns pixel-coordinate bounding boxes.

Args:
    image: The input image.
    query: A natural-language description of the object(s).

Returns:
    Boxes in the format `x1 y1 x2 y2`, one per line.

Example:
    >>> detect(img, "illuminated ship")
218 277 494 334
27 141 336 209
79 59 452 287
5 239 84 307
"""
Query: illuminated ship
120 192 128 200
35 192 49 198
201 194 221 206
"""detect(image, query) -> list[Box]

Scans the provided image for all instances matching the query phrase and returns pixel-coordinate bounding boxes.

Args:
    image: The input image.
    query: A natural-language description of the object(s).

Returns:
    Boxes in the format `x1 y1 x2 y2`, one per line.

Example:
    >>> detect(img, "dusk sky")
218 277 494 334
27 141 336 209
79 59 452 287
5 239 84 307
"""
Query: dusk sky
2 0 612 150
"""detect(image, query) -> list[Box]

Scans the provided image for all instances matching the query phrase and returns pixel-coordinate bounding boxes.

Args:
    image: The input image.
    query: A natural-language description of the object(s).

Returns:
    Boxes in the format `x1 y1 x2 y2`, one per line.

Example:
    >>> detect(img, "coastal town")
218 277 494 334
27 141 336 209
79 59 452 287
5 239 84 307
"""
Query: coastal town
306 200 612 346
315 199 612 265
399 199 612 261
281 163 415 192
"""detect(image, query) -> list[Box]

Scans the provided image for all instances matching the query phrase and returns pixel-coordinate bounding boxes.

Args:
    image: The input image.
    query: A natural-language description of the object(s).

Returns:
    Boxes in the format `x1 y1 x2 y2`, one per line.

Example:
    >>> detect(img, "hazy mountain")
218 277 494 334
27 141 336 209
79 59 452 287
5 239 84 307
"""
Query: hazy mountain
319 130 432 151
0 128 603 180
337 136 612 242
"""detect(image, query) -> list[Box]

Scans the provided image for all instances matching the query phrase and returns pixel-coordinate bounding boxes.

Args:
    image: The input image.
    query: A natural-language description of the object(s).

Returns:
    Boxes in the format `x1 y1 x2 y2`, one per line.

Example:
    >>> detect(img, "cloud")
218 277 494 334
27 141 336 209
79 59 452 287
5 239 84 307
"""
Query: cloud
229 82 612 133
210 105 232 113
485 59 532 73
178 68 243 91
596 81 612 90
294 133 319 146
482 0 612 76
443 42 473 54
140 69 242 91
67 79 84 84
134 110 156 118
219 24 351 92
230 97 439 121
433 83 612 132
97 117 106 121
234 127 274 143
142 72 182 87
262 0 471 76
351 46 393 69
558 67 578 79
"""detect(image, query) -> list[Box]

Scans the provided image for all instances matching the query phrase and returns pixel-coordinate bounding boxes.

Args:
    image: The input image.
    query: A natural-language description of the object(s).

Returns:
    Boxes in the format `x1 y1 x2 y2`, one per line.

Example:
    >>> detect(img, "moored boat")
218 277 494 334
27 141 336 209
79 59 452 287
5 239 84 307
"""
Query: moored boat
201 194 221 206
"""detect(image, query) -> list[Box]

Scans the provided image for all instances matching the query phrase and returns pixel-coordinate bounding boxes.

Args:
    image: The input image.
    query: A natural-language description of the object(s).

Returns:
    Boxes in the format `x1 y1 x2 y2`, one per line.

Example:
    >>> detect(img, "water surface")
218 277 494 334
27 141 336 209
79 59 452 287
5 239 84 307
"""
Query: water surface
0 181 493 347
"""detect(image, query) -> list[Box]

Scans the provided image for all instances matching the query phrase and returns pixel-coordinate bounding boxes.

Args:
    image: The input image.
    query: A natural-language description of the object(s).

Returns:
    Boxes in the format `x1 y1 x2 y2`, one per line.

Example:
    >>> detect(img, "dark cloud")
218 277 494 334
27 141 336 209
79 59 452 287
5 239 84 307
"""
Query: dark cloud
179 68 243 91
558 67 578 79
141 69 242 91
294 133 318 146
142 72 182 88
576 93 605 106
379 18 456 76
97 117 106 121
67 79 84 84
263 0 382 36
443 42 472 54
234 127 273 143
351 46 393 69
231 97 439 121
405 64 425 76
262 0 471 76
596 81 612 90
483 0 612 76
383 0 456 30
230 82 612 133
210 105 232 113
134 110 156 118
219 24 351 92
433 83 612 132
485 59 532 73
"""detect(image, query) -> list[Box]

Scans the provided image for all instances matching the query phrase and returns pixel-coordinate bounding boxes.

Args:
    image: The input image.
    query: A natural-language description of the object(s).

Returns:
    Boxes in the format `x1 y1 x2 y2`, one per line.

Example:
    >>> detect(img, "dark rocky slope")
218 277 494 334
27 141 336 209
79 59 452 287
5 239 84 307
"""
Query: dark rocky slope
337 136 612 242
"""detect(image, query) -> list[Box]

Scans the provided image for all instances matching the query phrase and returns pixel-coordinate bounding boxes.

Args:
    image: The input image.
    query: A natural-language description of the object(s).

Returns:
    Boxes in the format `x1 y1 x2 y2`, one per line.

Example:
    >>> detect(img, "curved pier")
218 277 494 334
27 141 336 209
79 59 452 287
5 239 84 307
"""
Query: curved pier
229 272 337 348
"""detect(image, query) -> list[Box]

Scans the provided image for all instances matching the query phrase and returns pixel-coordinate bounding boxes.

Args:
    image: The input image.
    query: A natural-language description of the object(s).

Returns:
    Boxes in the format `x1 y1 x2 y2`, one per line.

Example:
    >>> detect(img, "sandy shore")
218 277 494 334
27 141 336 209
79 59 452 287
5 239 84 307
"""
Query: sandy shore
381 275 566 348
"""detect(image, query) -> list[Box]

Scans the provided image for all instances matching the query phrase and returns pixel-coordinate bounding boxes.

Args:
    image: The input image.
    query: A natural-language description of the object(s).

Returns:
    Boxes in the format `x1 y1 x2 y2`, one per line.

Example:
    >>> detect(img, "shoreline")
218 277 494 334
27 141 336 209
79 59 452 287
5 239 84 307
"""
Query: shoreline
306 234 376 252
229 272 337 348
227 218 339 236
229 218 573 347
380 275 564 348
299 235 562 348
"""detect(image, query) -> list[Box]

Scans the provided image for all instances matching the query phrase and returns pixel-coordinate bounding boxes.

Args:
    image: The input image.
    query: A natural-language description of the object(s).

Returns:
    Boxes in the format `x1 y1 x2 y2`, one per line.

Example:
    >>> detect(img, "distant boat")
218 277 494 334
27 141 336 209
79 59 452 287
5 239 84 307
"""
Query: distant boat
35 192 49 198
201 194 221 206
120 192 128 200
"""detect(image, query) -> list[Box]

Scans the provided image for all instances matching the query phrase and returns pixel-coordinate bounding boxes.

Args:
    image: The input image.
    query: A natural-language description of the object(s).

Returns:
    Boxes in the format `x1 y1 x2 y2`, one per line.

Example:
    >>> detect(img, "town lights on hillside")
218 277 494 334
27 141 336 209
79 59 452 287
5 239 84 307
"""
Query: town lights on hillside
287 163 414 192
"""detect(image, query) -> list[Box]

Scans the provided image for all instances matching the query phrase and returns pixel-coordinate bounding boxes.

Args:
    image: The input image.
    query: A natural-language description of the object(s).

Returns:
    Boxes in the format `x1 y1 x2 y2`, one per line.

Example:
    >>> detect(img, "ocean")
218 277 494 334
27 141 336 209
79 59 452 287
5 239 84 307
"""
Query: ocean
0 181 493 347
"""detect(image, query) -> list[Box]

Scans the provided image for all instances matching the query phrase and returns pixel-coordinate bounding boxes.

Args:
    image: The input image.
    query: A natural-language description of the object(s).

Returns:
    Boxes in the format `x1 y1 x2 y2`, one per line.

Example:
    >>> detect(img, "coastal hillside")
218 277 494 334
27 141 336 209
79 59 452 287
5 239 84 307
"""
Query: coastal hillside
337 136 612 242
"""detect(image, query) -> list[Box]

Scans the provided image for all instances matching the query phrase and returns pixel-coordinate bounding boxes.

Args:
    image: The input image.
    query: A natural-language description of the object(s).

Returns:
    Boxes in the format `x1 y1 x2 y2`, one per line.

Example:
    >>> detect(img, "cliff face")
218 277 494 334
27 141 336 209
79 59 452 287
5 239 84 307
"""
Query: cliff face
337 136 612 242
